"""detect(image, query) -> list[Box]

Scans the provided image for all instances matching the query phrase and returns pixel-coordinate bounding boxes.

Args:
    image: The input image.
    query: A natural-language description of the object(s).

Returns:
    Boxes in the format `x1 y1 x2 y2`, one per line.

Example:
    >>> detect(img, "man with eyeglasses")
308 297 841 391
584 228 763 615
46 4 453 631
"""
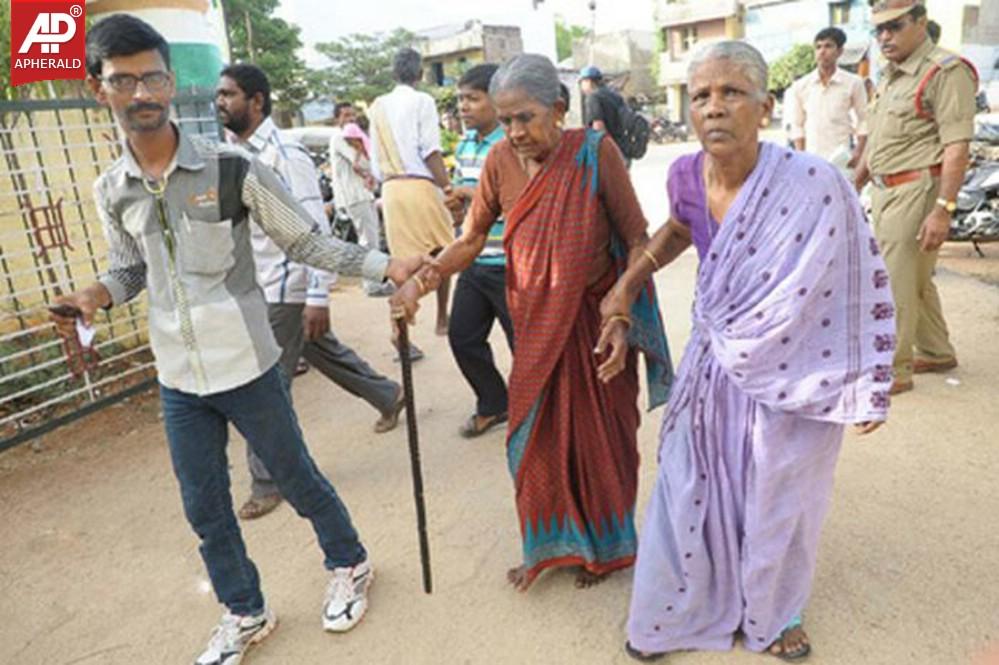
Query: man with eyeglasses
50 14 423 665
856 0 977 396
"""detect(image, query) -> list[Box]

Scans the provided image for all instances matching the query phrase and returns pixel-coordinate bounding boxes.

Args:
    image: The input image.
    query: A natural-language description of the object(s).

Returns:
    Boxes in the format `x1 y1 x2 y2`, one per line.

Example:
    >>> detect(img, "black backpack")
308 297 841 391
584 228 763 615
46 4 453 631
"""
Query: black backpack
618 105 650 160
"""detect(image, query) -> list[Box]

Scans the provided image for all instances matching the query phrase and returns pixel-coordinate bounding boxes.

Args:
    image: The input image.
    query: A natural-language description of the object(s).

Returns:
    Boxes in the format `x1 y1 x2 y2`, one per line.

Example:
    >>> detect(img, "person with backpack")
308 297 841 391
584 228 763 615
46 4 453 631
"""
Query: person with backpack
579 66 649 166
855 0 977 396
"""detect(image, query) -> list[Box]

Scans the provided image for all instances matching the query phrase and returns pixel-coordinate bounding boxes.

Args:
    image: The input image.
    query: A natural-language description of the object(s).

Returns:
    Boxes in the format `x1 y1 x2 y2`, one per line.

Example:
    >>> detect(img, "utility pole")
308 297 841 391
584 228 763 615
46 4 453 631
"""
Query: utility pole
588 0 596 65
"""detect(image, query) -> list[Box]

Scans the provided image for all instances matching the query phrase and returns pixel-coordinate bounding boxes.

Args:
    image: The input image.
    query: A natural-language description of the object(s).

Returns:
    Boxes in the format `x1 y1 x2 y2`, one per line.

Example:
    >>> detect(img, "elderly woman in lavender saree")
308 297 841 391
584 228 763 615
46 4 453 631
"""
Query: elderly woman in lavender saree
596 42 896 661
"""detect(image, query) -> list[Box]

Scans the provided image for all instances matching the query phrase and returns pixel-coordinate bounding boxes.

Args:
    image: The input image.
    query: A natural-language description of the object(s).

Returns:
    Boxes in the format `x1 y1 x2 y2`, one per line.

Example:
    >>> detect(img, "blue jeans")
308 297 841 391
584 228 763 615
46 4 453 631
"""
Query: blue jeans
160 364 366 616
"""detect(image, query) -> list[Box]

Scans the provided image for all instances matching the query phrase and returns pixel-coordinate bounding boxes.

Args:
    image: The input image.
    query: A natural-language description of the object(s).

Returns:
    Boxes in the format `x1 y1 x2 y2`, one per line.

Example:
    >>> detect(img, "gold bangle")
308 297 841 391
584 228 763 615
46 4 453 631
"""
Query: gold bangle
643 249 661 271
608 314 632 329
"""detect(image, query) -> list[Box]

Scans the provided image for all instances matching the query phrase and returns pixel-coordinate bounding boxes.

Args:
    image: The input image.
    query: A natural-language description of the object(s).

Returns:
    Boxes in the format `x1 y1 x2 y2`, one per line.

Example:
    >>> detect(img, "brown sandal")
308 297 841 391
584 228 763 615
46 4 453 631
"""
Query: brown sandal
238 494 283 520
458 412 508 438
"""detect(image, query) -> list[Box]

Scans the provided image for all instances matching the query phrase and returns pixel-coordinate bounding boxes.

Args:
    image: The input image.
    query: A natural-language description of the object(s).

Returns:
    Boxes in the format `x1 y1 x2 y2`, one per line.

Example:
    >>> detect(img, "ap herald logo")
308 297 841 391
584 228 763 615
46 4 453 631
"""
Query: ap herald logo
10 0 86 87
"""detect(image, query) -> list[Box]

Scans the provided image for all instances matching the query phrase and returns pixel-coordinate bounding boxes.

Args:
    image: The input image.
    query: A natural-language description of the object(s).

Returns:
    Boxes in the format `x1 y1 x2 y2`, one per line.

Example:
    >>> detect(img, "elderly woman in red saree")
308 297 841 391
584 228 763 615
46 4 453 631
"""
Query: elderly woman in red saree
390 53 672 590
598 41 895 661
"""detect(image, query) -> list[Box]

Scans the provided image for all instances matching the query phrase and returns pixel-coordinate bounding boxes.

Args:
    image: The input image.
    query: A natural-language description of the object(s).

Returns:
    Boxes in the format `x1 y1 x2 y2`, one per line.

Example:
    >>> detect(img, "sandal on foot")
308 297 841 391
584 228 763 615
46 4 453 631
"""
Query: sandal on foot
374 388 405 434
238 494 283 520
768 616 811 661
459 412 508 438
625 641 666 662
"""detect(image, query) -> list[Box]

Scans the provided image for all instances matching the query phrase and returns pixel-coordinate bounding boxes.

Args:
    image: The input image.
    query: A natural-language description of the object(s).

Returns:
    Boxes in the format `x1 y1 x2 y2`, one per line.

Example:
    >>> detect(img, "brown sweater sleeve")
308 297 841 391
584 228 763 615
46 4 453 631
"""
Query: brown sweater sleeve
597 135 648 245
463 147 503 236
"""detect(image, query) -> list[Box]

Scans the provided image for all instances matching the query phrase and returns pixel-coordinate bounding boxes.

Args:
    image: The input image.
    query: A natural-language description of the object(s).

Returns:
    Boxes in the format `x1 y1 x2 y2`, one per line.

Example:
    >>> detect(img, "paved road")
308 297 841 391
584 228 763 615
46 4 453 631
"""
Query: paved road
2 143 997 665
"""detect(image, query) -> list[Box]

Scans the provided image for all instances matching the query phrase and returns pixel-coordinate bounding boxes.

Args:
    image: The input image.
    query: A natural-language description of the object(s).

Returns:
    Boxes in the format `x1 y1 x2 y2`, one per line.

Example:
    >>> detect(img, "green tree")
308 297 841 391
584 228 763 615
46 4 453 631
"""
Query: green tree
222 0 309 113
312 29 415 104
555 17 590 63
768 43 816 93
1 1 11 99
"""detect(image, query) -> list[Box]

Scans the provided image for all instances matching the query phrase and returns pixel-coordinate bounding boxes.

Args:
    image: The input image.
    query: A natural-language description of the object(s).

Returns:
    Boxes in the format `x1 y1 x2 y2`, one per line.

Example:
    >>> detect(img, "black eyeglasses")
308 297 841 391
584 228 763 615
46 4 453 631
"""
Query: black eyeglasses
100 71 171 93
872 14 915 37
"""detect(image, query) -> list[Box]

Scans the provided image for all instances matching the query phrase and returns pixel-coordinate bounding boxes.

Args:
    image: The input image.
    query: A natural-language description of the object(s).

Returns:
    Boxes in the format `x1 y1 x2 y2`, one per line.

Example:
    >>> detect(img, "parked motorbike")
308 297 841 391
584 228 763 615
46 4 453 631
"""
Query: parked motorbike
949 117 999 255
951 159 999 254
650 117 688 144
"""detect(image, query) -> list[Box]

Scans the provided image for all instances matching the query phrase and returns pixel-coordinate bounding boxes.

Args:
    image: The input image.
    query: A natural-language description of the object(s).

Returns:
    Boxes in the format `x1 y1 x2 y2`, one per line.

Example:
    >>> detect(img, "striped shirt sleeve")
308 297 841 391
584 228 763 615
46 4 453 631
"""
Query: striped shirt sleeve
94 179 147 306
283 144 334 306
241 155 389 283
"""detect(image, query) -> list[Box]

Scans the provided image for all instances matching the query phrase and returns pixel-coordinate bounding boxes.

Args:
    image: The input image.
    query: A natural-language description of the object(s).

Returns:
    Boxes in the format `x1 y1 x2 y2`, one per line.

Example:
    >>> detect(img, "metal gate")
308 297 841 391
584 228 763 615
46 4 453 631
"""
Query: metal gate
0 92 218 451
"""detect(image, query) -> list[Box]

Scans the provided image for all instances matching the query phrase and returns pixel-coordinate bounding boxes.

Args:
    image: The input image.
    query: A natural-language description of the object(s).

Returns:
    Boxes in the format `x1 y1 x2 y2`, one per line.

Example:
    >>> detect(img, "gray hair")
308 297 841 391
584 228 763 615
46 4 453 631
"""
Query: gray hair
687 41 769 98
393 48 422 84
489 53 560 107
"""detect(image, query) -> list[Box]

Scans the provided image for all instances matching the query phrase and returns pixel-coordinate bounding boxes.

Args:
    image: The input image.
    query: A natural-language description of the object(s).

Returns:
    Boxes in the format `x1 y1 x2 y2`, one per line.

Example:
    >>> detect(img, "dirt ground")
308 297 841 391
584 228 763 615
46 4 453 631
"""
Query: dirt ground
2 146 998 665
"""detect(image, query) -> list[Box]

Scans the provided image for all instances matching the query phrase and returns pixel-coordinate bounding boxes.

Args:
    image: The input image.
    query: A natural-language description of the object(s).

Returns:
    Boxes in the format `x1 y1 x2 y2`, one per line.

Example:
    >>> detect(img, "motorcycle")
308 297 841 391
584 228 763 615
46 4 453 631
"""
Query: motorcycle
949 117 999 255
951 159 999 255
650 117 688 144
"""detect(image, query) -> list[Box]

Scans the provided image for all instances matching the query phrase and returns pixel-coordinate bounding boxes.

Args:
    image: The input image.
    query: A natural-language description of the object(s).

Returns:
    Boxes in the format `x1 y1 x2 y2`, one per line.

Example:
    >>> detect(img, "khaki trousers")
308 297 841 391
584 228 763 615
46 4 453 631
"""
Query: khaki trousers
870 175 956 383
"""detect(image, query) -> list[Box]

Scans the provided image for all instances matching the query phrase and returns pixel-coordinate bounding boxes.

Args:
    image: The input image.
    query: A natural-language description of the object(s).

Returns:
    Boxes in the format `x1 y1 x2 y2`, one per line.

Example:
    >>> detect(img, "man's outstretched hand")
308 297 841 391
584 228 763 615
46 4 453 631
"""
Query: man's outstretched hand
385 255 431 286
48 284 110 339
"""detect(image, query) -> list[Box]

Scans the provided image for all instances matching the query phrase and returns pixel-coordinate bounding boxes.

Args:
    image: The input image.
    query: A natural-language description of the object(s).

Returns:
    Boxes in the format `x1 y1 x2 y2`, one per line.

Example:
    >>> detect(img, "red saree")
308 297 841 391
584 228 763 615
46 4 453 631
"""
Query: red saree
504 129 643 588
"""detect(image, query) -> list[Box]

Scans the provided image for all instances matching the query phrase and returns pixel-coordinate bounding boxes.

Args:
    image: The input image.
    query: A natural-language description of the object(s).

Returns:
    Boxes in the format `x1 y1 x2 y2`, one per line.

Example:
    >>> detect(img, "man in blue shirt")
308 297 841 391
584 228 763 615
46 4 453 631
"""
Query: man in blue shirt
445 64 512 438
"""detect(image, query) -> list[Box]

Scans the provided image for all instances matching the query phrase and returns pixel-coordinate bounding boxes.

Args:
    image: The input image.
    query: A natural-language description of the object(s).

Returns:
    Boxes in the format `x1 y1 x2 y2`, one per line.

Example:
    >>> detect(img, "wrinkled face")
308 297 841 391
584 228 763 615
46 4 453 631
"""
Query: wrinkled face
88 49 174 134
215 75 255 135
336 105 357 127
875 11 926 62
458 85 497 134
688 59 772 157
814 38 843 69
494 87 565 161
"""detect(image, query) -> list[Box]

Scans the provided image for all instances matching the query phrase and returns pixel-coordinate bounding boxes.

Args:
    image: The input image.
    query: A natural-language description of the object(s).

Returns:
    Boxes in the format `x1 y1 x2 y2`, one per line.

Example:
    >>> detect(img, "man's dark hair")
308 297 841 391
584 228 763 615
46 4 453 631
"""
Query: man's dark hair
927 19 941 43
334 101 354 120
909 4 928 20
814 27 847 49
220 63 272 117
458 63 499 93
85 14 171 79
393 48 422 84
559 82 571 112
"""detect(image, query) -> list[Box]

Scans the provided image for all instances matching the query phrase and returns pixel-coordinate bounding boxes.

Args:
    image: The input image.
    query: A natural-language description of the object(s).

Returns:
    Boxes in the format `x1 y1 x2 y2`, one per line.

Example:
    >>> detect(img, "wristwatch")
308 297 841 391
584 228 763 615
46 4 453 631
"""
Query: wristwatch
935 197 957 214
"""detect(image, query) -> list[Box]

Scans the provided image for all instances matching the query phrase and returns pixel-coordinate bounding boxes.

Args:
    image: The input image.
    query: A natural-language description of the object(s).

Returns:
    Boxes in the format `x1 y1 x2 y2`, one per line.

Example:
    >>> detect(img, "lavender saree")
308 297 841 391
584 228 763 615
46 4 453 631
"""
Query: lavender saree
627 143 896 654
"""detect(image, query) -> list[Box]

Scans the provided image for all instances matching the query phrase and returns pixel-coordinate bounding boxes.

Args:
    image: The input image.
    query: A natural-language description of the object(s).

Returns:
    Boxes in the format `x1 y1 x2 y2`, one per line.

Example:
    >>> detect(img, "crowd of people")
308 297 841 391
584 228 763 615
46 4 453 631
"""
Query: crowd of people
48 0 976 663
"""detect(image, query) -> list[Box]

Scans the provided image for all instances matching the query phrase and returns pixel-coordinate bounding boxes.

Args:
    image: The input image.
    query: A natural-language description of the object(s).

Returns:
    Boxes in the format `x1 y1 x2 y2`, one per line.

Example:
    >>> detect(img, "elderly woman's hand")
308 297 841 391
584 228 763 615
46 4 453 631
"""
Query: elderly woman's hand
594 318 630 384
599 282 635 327
389 279 423 325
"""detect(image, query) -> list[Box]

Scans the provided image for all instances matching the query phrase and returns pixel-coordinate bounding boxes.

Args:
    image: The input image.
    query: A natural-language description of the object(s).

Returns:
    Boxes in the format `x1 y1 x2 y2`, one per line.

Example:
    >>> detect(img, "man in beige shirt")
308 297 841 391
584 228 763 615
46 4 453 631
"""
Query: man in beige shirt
790 27 869 166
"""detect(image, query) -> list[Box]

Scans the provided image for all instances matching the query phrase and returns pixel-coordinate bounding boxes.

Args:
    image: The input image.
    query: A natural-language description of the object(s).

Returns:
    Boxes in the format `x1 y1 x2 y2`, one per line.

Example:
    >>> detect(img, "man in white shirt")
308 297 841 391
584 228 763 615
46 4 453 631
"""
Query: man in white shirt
217 64 405 520
790 27 869 169
328 102 387 296
369 48 457 338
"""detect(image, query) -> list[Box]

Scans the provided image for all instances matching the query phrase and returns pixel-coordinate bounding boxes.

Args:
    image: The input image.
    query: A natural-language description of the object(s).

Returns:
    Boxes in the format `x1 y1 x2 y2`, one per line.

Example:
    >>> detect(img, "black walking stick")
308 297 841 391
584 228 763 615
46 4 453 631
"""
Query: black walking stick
396 319 433 594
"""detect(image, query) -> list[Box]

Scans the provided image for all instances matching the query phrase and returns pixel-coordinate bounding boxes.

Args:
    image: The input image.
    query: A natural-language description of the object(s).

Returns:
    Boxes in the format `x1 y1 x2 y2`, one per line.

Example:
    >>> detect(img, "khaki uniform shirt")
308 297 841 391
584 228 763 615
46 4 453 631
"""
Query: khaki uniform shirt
866 38 976 176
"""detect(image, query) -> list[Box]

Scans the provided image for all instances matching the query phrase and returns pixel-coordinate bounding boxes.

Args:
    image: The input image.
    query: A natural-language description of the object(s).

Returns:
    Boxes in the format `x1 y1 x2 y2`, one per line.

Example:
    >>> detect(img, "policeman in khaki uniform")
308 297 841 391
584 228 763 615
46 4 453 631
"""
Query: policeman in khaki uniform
857 0 977 395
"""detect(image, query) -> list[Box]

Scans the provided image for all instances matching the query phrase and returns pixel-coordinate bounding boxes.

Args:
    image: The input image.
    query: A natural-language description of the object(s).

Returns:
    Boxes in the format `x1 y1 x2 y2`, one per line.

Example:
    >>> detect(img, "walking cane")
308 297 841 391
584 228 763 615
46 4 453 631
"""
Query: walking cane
395 319 433 594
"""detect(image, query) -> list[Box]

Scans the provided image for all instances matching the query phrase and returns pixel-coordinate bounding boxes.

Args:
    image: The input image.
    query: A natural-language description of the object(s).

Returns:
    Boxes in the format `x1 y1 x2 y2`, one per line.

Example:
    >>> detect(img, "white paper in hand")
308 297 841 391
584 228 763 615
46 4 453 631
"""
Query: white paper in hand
75 319 96 348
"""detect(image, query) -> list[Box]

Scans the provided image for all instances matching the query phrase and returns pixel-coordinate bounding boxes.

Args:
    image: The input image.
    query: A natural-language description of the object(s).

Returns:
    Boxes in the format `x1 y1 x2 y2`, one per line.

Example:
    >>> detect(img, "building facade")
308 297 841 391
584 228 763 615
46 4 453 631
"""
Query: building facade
415 21 523 87
571 30 658 99
743 0 871 65
654 0 745 122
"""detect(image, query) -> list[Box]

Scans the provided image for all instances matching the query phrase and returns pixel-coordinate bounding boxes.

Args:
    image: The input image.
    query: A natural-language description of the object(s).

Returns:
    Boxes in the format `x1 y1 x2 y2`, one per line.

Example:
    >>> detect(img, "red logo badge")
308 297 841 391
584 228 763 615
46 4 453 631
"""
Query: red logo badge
10 0 86 87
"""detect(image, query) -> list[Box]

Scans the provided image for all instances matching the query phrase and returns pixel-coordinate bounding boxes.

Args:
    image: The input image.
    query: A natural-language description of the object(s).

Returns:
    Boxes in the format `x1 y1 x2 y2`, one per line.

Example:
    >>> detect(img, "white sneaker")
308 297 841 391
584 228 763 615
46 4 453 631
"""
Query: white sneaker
194 607 277 665
322 557 373 632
